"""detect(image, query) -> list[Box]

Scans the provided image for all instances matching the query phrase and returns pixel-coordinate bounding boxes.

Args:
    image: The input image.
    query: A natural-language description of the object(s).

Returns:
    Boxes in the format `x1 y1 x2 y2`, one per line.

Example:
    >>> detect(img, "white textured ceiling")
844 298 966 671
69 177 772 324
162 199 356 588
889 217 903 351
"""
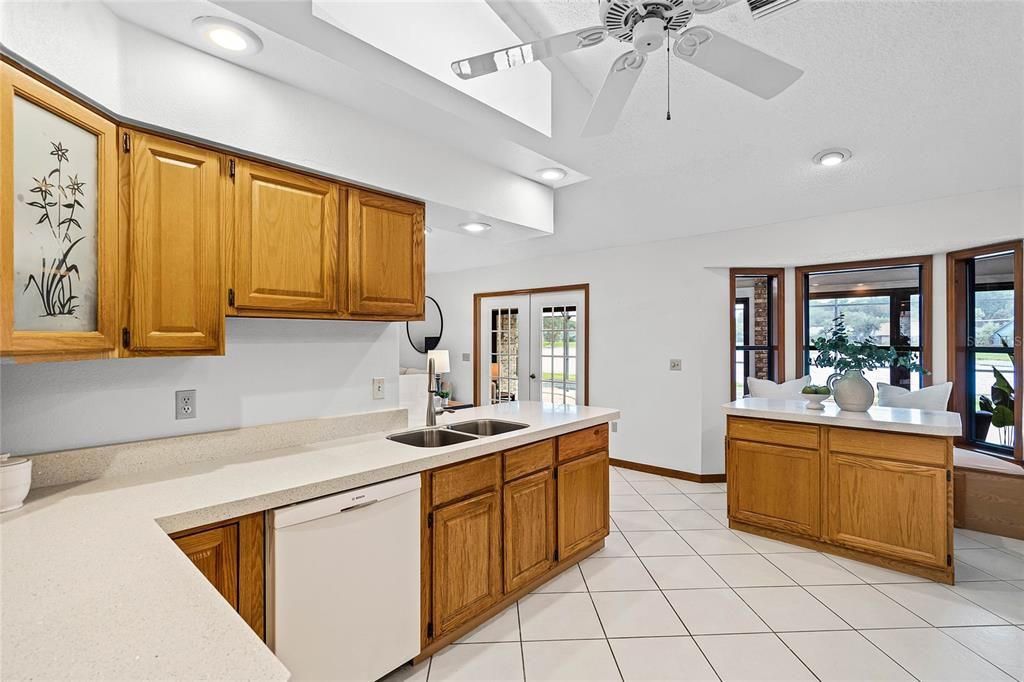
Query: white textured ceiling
104 0 1024 272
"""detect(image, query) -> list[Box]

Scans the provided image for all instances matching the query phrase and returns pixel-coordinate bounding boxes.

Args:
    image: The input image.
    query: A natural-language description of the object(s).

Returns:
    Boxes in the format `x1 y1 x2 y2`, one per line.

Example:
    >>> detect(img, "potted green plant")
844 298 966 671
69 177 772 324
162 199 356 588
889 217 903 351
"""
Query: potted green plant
810 314 925 412
978 340 1015 447
436 389 451 407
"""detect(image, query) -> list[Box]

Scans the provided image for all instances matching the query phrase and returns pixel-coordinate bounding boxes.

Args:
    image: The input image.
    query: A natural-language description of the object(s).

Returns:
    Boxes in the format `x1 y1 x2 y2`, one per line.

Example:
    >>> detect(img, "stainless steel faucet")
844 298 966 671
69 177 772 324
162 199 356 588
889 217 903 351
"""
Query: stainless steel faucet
426 356 455 427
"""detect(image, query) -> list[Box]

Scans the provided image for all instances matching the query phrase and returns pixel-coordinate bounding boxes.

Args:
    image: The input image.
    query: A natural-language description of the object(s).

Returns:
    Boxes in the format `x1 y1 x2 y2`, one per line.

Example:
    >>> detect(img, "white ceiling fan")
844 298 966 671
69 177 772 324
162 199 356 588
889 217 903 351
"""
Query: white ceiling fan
451 0 804 136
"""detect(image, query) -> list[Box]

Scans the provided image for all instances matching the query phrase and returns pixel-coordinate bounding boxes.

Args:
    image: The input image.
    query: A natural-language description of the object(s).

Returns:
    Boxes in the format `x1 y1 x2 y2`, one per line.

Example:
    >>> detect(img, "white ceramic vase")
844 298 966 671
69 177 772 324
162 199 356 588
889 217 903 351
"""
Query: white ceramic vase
828 370 874 412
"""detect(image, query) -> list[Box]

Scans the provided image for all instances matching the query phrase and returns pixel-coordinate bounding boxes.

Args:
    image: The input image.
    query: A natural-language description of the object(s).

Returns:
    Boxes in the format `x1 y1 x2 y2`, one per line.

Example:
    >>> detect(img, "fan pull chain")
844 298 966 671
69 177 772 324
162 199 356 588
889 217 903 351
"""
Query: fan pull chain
666 33 672 121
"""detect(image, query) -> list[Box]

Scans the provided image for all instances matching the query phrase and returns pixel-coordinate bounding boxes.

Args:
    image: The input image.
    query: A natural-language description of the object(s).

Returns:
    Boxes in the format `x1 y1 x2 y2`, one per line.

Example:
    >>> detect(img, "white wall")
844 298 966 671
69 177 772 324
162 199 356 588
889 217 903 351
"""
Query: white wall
428 187 1024 475
0 319 399 455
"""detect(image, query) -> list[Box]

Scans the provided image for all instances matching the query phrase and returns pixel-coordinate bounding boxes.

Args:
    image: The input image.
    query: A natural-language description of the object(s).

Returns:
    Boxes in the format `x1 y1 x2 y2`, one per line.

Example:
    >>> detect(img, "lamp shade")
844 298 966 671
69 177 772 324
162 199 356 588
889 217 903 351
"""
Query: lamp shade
427 349 450 374
490 362 500 379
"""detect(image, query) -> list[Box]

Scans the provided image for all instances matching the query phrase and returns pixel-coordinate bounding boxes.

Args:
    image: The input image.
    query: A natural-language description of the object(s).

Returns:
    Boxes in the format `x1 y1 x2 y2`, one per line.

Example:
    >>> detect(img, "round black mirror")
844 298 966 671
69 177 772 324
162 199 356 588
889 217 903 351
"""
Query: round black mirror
406 296 443 354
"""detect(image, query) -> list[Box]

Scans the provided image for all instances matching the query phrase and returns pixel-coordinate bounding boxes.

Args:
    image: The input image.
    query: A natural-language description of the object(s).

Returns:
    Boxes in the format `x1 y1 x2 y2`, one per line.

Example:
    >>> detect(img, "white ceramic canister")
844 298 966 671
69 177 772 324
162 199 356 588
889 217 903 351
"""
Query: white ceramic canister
1 454 32 512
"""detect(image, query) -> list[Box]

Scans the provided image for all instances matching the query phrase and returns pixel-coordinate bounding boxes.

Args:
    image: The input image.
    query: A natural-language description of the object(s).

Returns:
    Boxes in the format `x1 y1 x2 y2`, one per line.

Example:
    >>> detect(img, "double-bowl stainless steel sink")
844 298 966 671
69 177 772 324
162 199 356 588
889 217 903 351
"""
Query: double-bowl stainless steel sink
387 419 529 448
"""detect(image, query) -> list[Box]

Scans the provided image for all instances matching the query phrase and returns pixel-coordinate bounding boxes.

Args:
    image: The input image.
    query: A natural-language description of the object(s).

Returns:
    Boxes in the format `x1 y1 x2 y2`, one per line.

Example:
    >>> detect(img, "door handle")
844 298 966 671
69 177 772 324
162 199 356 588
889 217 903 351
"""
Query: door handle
529 373 537 379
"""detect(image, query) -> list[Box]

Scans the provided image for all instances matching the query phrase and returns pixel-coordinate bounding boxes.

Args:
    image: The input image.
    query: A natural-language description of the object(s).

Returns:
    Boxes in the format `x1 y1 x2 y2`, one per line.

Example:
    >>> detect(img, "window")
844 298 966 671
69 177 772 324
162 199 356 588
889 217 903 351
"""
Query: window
489 307 520 403
730 269 784 399
540 305 578 406
948 241 1022 462
796 257 932 394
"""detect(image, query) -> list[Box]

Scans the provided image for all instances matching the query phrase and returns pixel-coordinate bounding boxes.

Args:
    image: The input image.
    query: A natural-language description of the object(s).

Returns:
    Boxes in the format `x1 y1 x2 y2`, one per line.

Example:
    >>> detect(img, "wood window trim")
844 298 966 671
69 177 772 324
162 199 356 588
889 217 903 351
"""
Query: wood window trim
472 284 590 407
946 239 1023 463
794 255 934 386
729 268 786 401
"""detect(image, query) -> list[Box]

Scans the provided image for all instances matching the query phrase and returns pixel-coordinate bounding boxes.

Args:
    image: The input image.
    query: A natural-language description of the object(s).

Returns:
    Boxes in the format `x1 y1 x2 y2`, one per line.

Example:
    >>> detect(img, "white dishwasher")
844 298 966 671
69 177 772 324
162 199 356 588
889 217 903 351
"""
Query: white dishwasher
268 475 421 682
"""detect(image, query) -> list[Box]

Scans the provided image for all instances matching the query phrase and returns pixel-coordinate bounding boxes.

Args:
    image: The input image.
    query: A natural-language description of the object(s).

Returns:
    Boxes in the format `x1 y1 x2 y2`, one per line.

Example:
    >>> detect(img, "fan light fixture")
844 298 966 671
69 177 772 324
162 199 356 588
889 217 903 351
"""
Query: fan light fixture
459 222 492 234
814 148 852 167
193 17 263 55
538 167 568 182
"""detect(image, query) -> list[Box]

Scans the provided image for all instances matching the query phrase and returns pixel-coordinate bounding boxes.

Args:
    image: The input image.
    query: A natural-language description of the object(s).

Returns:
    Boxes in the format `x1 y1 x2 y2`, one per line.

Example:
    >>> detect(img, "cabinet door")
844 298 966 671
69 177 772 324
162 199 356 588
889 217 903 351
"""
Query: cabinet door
826 453 949 568
727 439 820 537
125 132 222 353
432 491 502 637
173 524 240 609
1 64 119 358
504 469 555 593
557 450 609 560
346 189 424 318
233 161 338 313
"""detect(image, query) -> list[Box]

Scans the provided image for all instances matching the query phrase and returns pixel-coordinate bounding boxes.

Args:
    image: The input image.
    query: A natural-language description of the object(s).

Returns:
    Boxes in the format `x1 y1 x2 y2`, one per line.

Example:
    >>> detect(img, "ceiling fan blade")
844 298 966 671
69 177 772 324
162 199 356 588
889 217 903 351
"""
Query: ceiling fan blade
451 26 608 80
672 26 803 99
581 51 647 137
747 0 802 21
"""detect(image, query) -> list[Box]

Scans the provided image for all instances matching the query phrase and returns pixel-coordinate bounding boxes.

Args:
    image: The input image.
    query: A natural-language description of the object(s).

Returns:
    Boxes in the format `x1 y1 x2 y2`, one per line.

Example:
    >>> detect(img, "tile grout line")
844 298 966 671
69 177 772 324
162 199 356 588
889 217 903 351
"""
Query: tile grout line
930 625 1021 680
515 600 525 682
576 554 626 682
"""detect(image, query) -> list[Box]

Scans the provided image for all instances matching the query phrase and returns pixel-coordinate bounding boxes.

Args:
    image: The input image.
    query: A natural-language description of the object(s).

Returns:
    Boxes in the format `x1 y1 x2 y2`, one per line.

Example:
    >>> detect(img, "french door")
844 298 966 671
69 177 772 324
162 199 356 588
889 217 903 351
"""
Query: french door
477 290 586 406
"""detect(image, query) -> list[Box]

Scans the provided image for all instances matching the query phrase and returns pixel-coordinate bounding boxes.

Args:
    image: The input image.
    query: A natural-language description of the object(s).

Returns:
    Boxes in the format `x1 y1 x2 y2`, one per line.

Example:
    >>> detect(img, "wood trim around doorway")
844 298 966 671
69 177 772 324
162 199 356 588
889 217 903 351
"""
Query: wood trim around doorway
473 284 590 407
794 255 934 385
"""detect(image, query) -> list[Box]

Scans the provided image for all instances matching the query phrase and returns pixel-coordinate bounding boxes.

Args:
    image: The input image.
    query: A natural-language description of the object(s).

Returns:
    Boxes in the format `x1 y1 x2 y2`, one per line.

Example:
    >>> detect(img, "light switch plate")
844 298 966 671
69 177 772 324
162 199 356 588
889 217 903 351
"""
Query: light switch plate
175 389 197 420
611 421 619 433
372 377 386 400
669 359 682 371
462 353 471 362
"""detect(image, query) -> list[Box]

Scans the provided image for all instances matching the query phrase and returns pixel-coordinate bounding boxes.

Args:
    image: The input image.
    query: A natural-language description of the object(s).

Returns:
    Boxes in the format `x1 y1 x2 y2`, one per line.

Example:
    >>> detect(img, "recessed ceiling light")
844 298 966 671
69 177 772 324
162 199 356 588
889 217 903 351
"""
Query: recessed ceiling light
813 148 852 167
192 17 263 55
459 221 492 233
538 167 567 182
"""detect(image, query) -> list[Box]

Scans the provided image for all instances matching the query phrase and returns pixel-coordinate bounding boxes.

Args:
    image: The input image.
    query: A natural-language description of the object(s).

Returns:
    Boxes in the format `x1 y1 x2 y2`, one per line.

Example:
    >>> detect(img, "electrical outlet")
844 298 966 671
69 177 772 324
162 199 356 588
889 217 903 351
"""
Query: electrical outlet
611 421 619 433
372 377 386 400
669 359 682 371
175 389 197 420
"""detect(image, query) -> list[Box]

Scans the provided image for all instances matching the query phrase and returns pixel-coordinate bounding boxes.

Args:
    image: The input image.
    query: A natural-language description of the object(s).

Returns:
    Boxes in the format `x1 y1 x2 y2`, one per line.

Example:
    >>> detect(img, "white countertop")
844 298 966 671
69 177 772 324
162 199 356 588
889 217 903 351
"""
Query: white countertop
723 397 962 437
0 402 619 681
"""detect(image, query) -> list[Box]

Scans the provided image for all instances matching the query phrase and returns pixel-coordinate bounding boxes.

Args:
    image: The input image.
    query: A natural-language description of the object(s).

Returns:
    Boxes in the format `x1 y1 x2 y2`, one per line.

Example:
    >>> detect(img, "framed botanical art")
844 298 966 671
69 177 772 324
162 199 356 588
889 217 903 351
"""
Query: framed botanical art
1 63 118 357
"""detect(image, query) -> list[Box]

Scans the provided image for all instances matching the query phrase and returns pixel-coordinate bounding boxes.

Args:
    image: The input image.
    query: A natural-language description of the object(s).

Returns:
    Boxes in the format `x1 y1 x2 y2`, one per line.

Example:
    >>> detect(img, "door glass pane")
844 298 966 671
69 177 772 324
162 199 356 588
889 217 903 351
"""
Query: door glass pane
968 252 1016 451
490 307 519 404
541 305 577 406
13 95 99 331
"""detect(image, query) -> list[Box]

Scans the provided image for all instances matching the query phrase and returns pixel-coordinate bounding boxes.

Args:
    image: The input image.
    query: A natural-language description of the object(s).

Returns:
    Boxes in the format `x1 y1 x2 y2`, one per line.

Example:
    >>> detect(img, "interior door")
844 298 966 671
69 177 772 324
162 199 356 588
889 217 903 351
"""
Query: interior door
478 295 530 404
531 291 586 406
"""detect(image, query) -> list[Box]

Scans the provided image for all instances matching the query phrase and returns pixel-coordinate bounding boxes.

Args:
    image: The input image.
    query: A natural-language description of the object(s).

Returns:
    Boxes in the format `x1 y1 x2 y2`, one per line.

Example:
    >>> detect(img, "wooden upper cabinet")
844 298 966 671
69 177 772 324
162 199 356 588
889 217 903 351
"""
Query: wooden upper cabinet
346 189 424 319
122 131 223 354
1 64 119 359
233 160 339 314
557 450 610 561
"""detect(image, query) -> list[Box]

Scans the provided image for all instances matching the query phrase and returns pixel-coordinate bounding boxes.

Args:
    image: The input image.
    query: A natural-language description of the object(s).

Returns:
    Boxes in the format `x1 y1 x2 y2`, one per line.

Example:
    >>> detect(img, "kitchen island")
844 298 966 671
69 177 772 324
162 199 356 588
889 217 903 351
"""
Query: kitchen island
723 398 961 584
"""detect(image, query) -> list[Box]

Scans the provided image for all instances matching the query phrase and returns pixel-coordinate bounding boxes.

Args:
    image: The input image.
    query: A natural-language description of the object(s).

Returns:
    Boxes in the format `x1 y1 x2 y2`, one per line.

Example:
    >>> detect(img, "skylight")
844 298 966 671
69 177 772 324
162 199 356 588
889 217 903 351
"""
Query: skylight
312 0 552 136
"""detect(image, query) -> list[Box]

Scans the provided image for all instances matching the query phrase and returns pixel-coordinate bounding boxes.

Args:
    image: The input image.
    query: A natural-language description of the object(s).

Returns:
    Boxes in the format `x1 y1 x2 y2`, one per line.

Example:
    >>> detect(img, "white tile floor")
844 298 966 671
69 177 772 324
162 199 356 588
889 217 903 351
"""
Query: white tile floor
384 468 1024 682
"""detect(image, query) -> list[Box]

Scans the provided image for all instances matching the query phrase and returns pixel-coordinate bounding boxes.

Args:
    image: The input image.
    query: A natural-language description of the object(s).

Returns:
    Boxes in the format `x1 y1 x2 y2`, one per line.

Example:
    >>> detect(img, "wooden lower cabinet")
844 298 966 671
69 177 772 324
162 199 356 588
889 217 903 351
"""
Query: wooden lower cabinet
169 512 265 639
557 450 610 560
430 491 502 638
503 469 556 592
826 453 949 569
728 439 820 537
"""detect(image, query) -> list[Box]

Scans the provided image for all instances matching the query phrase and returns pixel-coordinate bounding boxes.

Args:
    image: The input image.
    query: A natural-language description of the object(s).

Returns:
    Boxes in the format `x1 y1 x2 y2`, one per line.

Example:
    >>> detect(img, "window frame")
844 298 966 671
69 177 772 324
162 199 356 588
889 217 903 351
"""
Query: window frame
729 268 785 400
946 240 1023 463
794 255 934 388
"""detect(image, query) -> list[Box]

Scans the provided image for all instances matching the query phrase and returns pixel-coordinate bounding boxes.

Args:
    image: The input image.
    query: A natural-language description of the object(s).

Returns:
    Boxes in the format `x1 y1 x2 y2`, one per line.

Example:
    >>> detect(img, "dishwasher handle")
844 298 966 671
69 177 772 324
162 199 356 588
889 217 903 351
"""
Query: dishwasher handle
339 499 378 514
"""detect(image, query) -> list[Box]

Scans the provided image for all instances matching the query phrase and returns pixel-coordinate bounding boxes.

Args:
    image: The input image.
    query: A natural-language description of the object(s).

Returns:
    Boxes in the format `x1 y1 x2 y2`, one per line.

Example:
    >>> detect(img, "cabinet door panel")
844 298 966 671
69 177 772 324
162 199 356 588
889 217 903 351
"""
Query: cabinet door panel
504 469 555 592
432 491 501 637
234 161 338 313
728 439 820 537
557 450 609 560
173 524 239 609
347 190 423 318
127 132 222 352
1 64 119 357
826 453 948 568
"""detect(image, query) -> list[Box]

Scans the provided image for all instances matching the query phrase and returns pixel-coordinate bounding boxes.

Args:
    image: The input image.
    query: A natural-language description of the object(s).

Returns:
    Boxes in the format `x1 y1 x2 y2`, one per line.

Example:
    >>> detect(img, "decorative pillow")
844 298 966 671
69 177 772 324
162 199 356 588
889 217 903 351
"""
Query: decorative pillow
877 382 953 411
747 376 810 400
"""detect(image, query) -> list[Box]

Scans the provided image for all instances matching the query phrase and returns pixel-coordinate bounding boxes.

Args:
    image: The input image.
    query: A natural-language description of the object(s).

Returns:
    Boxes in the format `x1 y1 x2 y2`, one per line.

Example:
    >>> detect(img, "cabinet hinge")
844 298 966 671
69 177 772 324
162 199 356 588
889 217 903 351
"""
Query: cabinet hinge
947 470 952 482
427 512 433 529
122 132 130 153
227 288 235 307
426 622 434 639
947 554 952 567
229 158 236 180
121 327 130 349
